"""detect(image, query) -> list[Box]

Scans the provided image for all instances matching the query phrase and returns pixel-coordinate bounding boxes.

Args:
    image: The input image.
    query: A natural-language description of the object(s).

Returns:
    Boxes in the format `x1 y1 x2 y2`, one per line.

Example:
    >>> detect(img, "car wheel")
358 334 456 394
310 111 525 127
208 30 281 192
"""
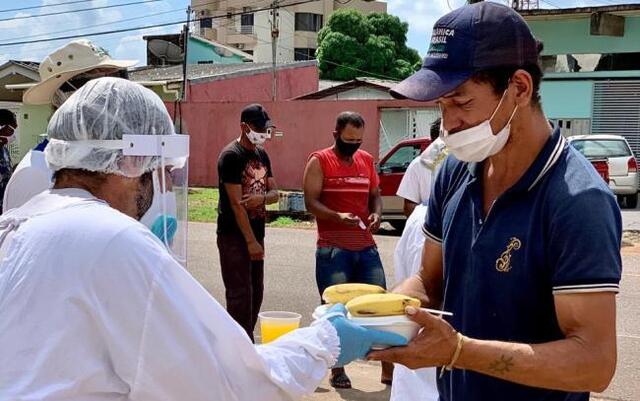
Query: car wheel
625 193 638 209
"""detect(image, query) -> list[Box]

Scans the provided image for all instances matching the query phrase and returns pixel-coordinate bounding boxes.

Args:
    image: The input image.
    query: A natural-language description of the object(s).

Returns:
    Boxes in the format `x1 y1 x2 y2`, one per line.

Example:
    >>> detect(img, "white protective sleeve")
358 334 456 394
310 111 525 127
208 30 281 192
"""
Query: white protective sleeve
92 228 340 401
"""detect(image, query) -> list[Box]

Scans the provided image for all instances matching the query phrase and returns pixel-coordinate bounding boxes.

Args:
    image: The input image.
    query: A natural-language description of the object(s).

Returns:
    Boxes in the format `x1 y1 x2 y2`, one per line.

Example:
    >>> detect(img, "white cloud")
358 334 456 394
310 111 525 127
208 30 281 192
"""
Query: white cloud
112 26 176 66
0 0 141 63
387 0 450 34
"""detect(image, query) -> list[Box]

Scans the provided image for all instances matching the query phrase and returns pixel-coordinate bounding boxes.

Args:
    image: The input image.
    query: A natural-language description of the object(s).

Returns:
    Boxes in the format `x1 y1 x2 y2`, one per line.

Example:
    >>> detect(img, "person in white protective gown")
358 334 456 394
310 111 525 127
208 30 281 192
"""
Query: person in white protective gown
0 77 406 401
391 137 448 401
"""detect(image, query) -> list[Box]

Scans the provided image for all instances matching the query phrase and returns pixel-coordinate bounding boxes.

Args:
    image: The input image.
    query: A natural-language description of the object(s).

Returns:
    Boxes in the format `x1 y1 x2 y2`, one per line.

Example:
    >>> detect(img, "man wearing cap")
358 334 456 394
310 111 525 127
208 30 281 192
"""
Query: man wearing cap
369 3 621 401
2 39 135 213
216 104 279 342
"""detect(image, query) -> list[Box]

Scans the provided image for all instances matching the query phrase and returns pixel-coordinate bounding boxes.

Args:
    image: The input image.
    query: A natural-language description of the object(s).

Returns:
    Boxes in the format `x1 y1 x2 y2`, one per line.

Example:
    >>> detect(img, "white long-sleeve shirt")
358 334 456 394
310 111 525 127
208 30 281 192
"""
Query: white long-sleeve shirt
0 189 339 401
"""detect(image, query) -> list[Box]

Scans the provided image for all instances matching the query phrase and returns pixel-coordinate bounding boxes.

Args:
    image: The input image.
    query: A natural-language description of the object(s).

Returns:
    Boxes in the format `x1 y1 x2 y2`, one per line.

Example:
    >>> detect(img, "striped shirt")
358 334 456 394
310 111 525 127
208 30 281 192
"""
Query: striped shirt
311 147 379 251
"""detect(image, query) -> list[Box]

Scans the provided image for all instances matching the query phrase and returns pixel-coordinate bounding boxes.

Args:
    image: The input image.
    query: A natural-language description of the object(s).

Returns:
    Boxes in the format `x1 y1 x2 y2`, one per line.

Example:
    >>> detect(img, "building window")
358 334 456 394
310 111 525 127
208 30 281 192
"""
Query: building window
295 13 323 32
200 17 212 29
244 50 254 55
240 8 254 34
294 48 316 61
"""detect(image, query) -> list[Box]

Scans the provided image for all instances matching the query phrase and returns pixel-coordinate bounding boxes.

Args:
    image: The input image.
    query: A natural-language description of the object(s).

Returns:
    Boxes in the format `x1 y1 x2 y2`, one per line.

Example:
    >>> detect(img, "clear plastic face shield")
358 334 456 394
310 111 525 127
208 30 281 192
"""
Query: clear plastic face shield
128 134 190 266
57 134 190 265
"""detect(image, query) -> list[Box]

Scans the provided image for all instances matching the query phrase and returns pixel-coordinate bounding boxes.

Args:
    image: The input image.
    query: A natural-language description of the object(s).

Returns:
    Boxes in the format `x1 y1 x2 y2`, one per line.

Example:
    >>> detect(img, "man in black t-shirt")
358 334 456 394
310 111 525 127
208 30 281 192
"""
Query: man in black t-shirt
217 104 279 341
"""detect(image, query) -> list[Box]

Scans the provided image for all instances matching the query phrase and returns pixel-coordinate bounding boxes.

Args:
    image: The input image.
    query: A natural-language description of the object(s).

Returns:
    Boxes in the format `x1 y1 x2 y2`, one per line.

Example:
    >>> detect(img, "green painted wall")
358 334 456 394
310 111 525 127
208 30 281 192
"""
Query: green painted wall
527 15 640 55
540 80 593 119
187 38 245 65
17 104 53 160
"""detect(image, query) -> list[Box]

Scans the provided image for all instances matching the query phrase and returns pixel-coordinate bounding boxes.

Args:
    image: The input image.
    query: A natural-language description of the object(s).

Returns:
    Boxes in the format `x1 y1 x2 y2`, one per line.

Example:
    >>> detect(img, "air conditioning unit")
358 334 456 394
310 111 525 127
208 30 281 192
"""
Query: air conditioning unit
237 44 245 50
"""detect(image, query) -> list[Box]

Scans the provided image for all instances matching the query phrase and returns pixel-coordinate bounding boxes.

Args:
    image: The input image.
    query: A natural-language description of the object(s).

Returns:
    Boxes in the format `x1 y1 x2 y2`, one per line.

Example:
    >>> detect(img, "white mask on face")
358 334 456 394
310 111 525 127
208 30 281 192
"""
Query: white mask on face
140 170 177 229
246 128 271 146
440 90 518 163
0 125 16 145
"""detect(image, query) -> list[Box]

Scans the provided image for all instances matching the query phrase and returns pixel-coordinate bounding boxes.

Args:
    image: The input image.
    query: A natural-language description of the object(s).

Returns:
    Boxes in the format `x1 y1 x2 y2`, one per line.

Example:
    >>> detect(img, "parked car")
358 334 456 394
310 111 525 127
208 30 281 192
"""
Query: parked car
378 137 432 230
569 135 638 208
589 159 610 184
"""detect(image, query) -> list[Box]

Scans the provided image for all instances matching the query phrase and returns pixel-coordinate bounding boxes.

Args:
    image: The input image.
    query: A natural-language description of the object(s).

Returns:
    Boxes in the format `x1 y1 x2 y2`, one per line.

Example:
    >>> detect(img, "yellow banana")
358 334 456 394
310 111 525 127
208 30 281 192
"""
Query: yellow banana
346 293 421 317
322 283 386 304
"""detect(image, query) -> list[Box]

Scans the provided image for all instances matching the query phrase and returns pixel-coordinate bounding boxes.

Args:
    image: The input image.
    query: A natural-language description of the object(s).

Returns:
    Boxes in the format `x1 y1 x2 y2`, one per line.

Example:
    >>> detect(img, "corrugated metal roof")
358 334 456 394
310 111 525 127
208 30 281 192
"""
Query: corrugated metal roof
295 77 399 100
520 4 640 19
128 60 317 84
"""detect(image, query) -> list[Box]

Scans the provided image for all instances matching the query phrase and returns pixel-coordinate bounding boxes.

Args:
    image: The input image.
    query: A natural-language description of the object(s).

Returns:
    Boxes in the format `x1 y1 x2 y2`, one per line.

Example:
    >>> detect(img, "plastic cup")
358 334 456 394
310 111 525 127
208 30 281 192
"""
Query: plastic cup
259 311 302 344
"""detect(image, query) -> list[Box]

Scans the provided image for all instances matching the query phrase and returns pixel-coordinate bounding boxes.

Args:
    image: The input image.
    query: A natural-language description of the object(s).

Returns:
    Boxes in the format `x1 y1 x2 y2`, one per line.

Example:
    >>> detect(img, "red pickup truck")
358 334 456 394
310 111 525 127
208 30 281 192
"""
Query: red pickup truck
378 137 432 230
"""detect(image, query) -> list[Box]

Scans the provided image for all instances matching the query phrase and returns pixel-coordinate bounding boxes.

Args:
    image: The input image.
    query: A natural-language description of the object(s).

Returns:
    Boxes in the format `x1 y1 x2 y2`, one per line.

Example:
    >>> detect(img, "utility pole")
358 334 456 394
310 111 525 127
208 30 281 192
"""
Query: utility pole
271 0 279 101
181 5 191 103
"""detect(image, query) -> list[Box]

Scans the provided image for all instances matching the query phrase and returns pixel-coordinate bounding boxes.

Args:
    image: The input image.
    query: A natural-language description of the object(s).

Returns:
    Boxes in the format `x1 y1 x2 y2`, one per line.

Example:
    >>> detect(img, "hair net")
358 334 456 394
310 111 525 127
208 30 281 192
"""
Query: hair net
45 77 175 178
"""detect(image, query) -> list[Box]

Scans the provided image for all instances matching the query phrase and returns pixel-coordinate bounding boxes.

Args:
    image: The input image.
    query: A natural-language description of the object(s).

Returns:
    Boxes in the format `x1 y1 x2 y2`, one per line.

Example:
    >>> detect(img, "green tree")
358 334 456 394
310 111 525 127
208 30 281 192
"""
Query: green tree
316 9 422 81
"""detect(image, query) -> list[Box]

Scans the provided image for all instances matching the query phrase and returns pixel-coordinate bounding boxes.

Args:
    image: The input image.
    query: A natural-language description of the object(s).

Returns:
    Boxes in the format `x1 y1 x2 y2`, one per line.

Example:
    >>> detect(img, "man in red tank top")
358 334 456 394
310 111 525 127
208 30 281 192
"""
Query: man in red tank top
303 111 391 388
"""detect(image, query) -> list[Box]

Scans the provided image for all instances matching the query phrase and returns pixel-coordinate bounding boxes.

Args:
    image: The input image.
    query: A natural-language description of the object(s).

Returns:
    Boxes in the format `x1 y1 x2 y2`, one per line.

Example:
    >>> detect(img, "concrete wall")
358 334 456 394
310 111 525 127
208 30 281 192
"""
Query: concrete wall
173 96 427 189
540 80 594 119
187 65 319 103
527 15 640 55
180 100 381 189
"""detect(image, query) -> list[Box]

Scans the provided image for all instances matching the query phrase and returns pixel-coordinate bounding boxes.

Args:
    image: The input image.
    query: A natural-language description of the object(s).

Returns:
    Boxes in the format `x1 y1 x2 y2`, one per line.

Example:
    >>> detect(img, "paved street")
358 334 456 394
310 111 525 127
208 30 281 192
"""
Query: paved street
188 223 640 401
621 203 640 231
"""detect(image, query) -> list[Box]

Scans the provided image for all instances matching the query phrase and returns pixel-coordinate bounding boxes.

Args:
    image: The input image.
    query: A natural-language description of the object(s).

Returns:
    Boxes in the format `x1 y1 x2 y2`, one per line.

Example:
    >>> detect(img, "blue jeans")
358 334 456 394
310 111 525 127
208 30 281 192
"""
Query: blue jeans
315 246 387 301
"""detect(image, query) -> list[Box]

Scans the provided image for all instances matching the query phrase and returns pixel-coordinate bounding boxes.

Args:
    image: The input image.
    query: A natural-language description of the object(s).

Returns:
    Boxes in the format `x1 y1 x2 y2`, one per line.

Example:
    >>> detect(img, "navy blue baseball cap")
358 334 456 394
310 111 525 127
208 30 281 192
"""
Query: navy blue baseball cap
391 2 539 101
241 104 274 130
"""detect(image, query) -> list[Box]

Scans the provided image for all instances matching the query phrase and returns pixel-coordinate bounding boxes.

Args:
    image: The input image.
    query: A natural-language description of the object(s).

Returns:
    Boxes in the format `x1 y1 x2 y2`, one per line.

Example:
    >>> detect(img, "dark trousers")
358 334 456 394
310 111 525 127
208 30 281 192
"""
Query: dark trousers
217 232 264 342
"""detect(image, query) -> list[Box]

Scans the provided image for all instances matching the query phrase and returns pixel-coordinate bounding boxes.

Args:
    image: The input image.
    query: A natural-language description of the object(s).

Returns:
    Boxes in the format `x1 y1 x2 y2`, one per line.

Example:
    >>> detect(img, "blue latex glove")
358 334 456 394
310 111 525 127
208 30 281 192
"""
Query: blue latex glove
150 214 178 244
326 304 408 368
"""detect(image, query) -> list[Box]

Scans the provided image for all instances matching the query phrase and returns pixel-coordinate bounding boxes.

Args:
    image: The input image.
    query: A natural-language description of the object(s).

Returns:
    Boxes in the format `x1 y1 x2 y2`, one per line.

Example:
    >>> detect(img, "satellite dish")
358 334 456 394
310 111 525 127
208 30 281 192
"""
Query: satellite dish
148 39 184 65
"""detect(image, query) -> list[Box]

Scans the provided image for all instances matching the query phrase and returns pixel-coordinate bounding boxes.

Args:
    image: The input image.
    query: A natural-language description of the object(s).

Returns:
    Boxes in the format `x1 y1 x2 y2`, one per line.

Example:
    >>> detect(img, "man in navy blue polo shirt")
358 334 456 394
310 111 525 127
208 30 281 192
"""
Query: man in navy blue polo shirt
369 3 622 401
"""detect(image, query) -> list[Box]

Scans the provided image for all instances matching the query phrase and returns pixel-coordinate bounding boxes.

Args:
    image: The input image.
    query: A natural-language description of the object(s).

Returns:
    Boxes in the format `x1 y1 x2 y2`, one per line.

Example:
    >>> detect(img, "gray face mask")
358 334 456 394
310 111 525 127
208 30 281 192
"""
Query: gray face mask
135 171 154 220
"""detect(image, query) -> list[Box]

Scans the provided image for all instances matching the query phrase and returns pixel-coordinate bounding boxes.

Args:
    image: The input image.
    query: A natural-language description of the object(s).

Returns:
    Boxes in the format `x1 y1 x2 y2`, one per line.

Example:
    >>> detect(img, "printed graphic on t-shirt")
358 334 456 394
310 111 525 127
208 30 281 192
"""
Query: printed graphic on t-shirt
242 159 268 219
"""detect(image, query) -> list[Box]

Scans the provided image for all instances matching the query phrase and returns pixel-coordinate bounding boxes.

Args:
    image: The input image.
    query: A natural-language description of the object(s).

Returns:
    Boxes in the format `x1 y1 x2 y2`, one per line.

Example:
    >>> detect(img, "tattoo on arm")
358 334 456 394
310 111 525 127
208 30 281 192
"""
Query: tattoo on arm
488 355 514 375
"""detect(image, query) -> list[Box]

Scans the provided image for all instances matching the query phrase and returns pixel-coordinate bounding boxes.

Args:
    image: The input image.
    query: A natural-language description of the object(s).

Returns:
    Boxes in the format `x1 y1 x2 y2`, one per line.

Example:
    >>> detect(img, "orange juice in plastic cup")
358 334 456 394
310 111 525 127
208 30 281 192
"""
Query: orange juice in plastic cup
259 311 302 344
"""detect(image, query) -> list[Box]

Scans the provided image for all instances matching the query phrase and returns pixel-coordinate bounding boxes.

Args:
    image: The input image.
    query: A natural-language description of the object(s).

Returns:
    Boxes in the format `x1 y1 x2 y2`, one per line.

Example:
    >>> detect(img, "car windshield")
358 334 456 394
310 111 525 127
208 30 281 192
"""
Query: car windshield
382 145 421 169
571 139 632 158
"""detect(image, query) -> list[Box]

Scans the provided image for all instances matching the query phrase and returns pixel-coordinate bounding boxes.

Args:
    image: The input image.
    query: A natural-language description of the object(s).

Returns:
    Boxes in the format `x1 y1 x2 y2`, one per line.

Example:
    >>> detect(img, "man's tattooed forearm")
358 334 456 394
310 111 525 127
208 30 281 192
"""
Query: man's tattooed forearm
488 355 514 375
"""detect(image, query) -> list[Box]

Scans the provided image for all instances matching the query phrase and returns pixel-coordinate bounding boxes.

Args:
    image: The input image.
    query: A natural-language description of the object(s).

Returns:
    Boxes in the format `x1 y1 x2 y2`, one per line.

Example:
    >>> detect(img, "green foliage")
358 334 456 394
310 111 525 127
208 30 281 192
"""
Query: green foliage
317 9 422 81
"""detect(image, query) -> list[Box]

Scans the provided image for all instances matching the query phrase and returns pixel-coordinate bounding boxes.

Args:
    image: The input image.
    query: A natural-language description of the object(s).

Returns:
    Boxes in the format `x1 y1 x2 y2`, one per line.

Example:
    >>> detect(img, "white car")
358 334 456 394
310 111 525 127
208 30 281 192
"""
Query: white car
569 135 638 209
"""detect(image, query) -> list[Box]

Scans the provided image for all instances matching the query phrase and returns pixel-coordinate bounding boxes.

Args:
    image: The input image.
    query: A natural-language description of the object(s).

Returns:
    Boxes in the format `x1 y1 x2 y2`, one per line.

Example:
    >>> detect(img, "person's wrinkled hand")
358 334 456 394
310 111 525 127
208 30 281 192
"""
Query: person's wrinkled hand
325 304 407 368
247 241 264 261
367 306 458 370
241 194 265 210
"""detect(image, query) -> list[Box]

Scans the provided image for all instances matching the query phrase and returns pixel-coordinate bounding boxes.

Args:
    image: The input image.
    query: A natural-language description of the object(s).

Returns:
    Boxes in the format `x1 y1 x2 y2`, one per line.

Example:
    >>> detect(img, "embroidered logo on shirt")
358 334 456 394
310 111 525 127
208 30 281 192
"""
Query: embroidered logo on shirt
496 237 522 273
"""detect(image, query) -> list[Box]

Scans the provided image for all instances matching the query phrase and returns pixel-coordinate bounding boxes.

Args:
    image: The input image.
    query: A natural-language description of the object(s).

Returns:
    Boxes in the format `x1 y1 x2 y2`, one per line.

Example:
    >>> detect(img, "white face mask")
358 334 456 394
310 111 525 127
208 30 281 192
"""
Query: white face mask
246 128 271 146
0 125 16 145
440 91 518 163
140 169 178 232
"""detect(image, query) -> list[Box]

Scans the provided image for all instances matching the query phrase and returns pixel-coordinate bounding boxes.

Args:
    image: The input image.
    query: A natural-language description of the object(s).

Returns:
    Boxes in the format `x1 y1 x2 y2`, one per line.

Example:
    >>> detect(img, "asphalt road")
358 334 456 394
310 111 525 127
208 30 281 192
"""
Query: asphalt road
187 223 640 401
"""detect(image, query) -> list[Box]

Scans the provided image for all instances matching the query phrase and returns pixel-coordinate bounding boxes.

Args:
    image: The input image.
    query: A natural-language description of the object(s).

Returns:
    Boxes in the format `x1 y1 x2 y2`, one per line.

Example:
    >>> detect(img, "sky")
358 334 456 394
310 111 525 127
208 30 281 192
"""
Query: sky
0 0 639 66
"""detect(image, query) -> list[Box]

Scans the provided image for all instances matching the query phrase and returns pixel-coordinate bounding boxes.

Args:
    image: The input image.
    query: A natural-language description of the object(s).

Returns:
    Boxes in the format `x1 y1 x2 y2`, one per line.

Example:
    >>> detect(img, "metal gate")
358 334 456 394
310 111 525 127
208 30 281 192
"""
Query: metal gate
379 108 439 157
592 80 640 156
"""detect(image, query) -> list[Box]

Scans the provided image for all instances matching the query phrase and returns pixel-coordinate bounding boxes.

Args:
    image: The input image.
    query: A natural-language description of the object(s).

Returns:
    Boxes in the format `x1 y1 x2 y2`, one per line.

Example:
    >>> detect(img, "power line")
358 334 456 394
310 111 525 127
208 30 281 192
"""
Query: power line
0 0 319 47
539 0 560 9
0 0 95 13
16 8 183 42
0 0 161 23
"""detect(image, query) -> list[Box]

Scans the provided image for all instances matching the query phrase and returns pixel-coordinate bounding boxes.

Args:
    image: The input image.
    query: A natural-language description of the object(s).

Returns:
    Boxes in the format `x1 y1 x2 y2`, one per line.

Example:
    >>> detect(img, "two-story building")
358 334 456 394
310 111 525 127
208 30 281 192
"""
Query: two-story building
191 0 386 64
